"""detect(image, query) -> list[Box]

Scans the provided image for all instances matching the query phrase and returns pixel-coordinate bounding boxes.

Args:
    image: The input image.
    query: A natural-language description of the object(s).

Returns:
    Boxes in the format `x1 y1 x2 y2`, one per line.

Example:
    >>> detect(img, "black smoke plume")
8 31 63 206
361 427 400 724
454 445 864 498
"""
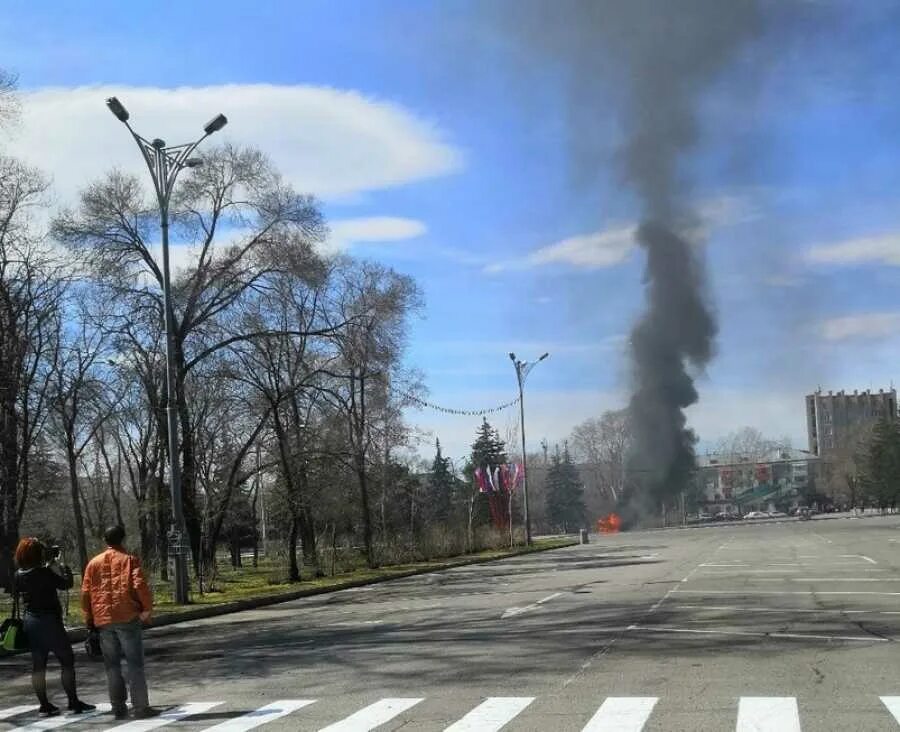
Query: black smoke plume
491 0 762 518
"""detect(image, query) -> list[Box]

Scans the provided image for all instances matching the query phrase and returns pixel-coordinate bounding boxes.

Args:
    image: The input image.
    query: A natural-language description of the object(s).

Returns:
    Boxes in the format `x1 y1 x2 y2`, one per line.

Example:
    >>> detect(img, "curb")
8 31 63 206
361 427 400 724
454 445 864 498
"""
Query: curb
1 539 578 657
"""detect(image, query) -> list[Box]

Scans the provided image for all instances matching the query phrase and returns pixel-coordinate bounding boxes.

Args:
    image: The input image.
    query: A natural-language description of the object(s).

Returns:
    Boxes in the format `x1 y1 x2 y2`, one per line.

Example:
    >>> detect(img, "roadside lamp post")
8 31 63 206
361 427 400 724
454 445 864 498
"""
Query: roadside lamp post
509 351 549 546
105 97 227 604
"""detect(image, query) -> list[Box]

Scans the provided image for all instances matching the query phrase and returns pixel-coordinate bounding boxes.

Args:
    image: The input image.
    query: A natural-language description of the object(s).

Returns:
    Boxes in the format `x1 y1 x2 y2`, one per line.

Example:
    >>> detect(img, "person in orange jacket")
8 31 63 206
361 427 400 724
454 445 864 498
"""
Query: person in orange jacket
81 526 158 721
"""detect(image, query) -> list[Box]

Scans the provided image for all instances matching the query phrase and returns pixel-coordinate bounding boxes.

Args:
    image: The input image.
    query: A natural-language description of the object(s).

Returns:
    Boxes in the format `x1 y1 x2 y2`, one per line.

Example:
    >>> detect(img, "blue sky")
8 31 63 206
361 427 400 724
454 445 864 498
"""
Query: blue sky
4 1 900 461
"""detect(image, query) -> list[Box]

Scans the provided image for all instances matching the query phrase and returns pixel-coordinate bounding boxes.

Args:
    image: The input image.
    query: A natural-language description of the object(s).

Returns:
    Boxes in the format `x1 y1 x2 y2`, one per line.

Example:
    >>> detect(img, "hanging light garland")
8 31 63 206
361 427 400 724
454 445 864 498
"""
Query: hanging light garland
401 392 520 417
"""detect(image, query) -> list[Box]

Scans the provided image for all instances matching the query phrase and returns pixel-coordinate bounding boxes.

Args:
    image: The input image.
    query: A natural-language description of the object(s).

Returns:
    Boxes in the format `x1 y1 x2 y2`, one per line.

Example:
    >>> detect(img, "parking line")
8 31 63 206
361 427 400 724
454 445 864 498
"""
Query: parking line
673 604 900 616
626 625 886 642
672 589 900 596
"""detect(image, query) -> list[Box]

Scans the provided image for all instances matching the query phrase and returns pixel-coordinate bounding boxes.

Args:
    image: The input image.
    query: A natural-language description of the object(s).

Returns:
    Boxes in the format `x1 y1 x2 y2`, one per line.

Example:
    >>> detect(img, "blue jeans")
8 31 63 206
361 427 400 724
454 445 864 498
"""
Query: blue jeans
98 620 149 712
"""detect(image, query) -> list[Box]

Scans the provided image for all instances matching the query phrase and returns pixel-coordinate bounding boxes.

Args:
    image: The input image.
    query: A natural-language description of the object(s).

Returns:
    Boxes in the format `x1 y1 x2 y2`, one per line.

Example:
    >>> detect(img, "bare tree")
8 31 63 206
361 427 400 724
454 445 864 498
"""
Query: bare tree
323 260 422 569
0 156 64 590
570 410 631 502
53 144 330 572
49 305 117 571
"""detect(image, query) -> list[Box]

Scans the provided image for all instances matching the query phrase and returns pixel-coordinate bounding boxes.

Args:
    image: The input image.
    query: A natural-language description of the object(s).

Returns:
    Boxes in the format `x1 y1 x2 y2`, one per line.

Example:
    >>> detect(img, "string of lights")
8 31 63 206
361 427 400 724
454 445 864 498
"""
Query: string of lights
402 392 521 417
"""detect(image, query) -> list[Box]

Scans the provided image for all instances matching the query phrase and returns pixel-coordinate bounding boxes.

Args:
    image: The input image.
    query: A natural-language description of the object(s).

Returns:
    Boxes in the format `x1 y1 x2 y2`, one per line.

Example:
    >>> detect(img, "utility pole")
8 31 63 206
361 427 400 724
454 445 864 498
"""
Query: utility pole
105 97 227 604
509 352 549 545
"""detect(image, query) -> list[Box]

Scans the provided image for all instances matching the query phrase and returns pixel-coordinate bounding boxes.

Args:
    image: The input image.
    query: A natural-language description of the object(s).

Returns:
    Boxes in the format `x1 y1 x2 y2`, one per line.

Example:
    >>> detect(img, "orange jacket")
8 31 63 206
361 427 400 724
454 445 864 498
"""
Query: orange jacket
81 547 153 627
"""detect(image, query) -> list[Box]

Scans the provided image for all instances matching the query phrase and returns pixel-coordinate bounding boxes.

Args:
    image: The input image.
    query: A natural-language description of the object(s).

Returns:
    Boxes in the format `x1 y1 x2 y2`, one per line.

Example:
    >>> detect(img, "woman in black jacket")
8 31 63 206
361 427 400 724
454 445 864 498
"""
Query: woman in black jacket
14 537 95 717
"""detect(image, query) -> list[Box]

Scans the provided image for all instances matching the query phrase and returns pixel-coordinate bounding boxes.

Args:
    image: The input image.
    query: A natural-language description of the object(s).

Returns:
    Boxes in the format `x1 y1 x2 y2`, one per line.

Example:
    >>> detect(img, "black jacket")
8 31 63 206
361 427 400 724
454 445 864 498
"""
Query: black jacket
14 565 73 617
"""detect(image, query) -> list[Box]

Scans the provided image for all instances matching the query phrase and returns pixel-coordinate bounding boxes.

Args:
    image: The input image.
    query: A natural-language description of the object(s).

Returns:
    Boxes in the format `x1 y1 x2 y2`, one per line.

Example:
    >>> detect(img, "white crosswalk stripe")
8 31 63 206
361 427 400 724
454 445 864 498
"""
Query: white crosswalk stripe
104 702 224 731
318 698 423 732
882 696 900 724
0 706 37 721
4 694 900 730
199 700 316 731
736 697 801 732
6 703 111 732
581 697 658 732
444 696 534 731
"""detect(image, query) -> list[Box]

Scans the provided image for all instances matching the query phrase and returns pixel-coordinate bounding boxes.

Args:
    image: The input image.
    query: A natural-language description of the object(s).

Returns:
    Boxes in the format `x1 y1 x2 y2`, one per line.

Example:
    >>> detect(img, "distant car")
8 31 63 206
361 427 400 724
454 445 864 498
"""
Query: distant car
715 511 740 521
743 511 769 520
798 507 813 521
768 511 788 518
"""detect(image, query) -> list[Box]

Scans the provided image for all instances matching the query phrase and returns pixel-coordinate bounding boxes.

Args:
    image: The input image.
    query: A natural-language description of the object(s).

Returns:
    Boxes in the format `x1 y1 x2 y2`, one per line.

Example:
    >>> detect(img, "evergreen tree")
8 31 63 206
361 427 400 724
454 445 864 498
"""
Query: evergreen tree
861 417 900 510
428 439 456 523
545 443 586 532
466 419 509 530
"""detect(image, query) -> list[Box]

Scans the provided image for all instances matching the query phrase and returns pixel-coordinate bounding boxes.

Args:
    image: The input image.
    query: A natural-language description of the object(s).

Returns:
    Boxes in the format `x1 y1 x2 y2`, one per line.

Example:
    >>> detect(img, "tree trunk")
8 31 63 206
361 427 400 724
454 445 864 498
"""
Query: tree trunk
66 439 89 572
287 514 300 582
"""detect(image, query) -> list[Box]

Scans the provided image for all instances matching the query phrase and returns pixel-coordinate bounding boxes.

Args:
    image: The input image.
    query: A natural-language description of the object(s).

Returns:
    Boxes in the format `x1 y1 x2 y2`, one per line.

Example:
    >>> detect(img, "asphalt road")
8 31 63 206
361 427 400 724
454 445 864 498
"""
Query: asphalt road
2 515 899 731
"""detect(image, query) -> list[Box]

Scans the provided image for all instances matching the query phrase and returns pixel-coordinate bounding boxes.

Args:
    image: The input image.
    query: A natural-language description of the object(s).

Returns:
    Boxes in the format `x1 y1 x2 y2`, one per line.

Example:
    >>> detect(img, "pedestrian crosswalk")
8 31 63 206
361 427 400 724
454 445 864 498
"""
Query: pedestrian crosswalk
1 695 900 731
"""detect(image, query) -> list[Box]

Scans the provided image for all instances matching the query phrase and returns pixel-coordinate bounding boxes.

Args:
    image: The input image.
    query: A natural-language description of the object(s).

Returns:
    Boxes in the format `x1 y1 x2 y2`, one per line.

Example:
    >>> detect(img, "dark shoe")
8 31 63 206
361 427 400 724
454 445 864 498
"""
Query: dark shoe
113 706 129 720
133 707 162 719
38 703 60 717
68 700 97 714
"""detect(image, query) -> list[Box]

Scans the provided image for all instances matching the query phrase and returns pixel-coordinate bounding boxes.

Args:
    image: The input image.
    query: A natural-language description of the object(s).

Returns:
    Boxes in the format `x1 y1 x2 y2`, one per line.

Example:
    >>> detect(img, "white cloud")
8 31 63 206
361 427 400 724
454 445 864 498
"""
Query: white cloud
485 225 636 274
820 312 900 342
806 233 900 266
3 84 463 205
325 216 426 252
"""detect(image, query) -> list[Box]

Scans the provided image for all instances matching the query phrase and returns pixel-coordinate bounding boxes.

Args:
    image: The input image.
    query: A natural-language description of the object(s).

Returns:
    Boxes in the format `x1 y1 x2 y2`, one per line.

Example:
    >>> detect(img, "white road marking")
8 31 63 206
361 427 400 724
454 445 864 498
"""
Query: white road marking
698 569 800 574
580 697 657 732
673 604 900 616
7 704 111 731
107 702 223 732
672 589 900 596
0 707 37 722
840 554 879 564
501 592 562 619
197 701 314 731
881 697 900 724
737 697 801 732
319 698 423 732
700 563 746 567
444 697 534 731
626 625 886 642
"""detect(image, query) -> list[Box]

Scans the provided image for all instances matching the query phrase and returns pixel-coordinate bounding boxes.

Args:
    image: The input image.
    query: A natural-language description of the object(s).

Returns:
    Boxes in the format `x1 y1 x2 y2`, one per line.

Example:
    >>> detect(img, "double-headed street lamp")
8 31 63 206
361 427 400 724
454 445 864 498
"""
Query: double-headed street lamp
106 97 227 604
509 351 549 546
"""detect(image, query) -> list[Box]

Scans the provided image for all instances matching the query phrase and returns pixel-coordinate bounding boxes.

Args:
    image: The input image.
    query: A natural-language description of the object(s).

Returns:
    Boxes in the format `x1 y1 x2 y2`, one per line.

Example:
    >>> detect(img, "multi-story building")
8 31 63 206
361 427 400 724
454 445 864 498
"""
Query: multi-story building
806 388 897 455
696 448 819 514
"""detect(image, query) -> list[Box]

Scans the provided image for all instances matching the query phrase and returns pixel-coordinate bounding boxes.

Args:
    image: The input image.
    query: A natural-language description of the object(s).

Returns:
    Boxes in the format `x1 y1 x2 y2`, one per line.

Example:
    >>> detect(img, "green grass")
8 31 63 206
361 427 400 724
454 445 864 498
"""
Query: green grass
2 537 576 626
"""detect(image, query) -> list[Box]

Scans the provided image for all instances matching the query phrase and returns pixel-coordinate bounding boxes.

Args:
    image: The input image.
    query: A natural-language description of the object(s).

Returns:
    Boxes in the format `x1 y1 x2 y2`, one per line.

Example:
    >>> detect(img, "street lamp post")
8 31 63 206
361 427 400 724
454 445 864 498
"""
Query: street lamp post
106 97 227 604
509 352 549 546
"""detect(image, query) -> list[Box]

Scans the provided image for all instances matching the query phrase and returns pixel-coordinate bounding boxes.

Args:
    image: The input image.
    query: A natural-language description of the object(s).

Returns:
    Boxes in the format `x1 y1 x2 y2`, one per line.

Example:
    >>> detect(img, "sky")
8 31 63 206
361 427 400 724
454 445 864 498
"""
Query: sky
4 0 900 462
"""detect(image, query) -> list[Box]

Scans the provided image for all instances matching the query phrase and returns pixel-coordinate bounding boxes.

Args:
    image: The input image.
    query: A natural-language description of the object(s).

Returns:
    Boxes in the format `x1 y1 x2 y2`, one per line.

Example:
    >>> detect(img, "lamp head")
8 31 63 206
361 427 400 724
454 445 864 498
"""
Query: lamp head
106 96 129 123
203 113 228 135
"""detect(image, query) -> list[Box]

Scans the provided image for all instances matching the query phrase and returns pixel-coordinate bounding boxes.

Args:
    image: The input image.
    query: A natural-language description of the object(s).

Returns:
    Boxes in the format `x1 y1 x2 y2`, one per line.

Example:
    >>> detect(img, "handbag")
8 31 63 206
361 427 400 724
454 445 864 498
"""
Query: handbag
1 583 28 652
84 629 102 660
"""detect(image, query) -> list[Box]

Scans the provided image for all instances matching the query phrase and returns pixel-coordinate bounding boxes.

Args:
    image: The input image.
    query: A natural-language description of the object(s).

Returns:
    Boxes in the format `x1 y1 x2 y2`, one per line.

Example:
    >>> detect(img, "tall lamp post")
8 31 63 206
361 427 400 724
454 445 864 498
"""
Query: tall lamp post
509 351 549 545
105 97 227 604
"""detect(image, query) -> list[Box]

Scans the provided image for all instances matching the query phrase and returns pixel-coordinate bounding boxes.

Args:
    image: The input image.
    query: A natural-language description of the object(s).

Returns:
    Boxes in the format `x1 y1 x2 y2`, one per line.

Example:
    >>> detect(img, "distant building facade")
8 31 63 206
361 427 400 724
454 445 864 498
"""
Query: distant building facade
806 388 897 455
696 448 819 514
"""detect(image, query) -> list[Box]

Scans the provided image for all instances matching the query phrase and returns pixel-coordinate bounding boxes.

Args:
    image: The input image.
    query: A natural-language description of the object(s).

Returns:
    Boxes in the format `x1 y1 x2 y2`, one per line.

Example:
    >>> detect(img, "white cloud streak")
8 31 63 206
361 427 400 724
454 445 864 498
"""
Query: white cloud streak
325 216 426 252
806 233 900 267
820 312 900 342
3 84 463 205
485 225 636 274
